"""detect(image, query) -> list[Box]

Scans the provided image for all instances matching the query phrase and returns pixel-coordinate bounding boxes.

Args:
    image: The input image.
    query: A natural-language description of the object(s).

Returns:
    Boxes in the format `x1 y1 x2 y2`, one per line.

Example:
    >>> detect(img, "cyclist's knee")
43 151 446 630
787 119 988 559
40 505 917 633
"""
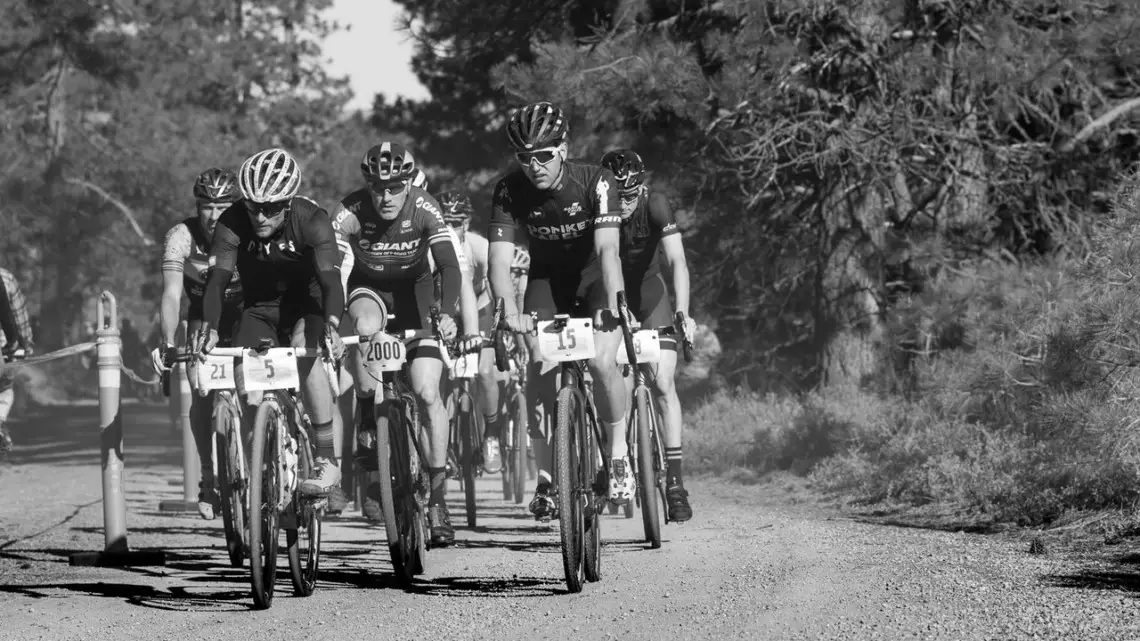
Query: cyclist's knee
409 360 443 406
353 310 385 337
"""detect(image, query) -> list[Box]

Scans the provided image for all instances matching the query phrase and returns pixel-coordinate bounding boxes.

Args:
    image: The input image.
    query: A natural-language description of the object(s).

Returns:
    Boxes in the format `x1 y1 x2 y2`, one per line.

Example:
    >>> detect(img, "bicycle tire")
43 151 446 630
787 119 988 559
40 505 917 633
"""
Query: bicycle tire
582 406 602 583
459 391 479 528
555 383 584 594
634 386 662 549
511 390 527 504
286 431 321 596
248 400 282 610
374 400 405 578
216 404 247 568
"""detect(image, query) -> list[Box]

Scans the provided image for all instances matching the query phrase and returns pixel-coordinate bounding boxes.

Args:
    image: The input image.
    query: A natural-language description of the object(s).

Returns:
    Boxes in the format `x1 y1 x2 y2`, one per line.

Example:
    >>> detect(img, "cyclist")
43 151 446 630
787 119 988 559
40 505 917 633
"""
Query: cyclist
331 142 463 546
0 266 33 454
601 148 696 522
193 147 347 498
486 101 634 521
151 167 244 519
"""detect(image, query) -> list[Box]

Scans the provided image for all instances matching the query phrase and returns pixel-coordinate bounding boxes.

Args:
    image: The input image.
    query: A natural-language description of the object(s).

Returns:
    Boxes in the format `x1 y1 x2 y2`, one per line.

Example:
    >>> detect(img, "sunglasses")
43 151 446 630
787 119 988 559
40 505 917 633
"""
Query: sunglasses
368 180 409 196
248 201 289 218
515 148 559 166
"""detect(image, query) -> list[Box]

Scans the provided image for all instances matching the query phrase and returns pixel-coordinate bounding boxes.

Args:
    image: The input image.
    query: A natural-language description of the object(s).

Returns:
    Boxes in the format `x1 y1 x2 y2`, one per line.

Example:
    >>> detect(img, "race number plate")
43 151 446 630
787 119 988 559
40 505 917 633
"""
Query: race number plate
449 351 479 379
191 354 237 392
536 318 595 363
616 329 662 365
241 348 300 391
362 333 408 373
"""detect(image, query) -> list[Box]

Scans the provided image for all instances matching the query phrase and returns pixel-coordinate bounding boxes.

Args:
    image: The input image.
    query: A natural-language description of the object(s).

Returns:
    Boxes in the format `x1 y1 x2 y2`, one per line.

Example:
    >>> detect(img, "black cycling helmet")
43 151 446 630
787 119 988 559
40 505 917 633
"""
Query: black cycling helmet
438 191 474 226
361 142 417 182
600 149 646 190
506 102 569 150
193 167 241 203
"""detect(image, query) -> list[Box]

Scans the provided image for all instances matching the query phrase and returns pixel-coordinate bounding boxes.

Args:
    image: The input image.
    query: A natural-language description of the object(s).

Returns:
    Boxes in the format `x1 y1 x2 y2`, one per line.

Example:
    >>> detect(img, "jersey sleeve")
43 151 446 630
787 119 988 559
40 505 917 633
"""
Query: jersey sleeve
303 203 348 320
647 192 680 238
161 223 192 274
488 177 518 243
209 206 242 273
467 231 489 274
591 168 622 230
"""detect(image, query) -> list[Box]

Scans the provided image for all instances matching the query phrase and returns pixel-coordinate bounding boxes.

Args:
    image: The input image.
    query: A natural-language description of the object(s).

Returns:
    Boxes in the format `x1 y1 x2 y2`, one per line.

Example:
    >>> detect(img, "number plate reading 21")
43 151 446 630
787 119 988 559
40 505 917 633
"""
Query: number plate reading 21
241 348 301 391
191 354 237 392
536 317 595 363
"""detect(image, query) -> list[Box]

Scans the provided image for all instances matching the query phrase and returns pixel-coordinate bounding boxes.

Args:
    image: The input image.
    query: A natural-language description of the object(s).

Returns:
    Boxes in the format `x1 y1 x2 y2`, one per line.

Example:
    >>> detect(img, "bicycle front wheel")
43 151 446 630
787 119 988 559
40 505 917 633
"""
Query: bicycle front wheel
248 401 282 610
458 392 479 527
376 399 426 581
216 404 247 569
555 384 584 594
286 431 321 597
510 390 528 504
634 385 663 549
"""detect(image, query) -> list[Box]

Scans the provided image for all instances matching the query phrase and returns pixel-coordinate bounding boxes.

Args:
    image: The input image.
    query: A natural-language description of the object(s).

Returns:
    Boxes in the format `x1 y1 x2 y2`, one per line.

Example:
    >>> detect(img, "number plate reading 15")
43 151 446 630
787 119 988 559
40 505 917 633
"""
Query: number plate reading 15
241 348 301 391
363 333 407 373
616 329 661 365
449 351 479 379
191 354 237 392
536 318 595 363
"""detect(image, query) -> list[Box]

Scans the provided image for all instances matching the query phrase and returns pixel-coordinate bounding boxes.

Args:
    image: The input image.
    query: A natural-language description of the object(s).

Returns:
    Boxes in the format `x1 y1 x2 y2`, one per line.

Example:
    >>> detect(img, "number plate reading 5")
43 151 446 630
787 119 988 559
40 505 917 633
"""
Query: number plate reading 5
191 354 237 392
616 329 661 365
363 333 407 373
241 348 301 391
449 351 479 379
536 318 595 363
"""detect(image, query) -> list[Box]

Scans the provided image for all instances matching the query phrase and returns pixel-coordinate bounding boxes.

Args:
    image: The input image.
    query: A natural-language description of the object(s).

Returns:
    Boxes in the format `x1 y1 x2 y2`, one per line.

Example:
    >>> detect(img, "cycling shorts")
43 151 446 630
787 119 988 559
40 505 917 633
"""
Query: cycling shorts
626 272 677 352
233 296 324 350
524 263 607 321
348 273 441 361
188 296 241 346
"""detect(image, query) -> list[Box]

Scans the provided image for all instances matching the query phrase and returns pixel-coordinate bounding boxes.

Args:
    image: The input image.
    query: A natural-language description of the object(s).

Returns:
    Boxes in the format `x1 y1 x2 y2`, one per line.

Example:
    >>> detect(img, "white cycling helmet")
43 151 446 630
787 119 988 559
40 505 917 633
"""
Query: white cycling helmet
239 148 301 203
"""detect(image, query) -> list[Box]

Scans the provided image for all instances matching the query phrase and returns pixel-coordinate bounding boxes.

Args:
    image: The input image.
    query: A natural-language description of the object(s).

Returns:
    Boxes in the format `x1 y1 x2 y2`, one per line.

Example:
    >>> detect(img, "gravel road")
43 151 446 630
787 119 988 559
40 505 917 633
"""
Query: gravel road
2 403 1140 641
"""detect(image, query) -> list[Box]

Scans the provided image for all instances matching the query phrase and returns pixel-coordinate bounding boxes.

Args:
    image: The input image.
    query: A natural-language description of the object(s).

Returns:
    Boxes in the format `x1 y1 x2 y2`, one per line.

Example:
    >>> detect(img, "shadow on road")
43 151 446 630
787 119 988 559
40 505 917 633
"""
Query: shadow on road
0 580 253 611
412 574 566 597
1042 552 1140 595
2 404 183 468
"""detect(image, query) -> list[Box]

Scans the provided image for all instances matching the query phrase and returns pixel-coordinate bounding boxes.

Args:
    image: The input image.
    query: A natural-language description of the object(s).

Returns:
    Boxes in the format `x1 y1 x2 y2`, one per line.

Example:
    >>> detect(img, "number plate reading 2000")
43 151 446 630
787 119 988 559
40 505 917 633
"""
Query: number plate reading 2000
363 333 407 373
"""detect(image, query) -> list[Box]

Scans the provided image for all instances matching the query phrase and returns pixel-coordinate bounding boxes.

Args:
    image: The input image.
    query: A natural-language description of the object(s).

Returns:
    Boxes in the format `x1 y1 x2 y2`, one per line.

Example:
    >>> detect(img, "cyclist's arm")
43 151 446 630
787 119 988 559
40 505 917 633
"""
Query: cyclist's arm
650 192 690 318
330 202 360 305
306 208 347 327
420 198 461 317
203 207 241 329
0 272 18 350
159 224 190 345
514 270 528 313
445 227 480 334
488 178 523 319
592 170 625 311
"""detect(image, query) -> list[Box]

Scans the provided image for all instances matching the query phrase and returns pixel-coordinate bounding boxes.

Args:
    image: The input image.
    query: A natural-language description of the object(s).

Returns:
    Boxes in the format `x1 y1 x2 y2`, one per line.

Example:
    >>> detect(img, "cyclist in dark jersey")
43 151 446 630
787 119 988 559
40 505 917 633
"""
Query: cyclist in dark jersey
602 148 696 522
486 101 635 520
331 142 465 546
152 167 244 519
193 147 347 497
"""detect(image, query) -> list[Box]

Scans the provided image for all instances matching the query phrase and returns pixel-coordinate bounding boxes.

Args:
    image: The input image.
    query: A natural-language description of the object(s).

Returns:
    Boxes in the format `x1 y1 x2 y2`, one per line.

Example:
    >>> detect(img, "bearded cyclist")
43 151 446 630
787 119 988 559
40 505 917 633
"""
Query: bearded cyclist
151 168 244 519
331 142 464 546
601 149 695 522
193 147 347 497
486 101 634 521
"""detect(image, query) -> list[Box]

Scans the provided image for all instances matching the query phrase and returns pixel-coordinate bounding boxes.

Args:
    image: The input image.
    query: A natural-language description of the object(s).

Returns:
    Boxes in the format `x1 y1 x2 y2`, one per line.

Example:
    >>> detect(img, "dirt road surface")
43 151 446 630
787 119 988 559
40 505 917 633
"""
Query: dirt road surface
2 403 1139 640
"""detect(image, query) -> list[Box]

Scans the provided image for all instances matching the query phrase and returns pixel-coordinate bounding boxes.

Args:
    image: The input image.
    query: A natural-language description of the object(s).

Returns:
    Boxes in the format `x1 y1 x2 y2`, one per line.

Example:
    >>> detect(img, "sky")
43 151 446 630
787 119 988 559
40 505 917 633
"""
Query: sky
321 0 431 111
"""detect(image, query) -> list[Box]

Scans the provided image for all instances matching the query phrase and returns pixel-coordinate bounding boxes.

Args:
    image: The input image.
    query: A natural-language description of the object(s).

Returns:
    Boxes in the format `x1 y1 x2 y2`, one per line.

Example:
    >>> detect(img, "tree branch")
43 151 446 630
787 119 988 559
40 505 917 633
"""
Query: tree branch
63 177 154 246
1056 96 1140 153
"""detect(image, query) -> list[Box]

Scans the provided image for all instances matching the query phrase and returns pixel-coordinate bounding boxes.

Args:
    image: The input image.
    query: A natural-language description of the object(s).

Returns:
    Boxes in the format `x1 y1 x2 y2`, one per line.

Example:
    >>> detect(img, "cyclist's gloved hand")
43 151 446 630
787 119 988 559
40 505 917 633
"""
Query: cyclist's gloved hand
323 321 345 361
437 313 458 341
677 313 697 341
150 342 172 374
191 326 219 362
457 334 483 355
504 313 534 335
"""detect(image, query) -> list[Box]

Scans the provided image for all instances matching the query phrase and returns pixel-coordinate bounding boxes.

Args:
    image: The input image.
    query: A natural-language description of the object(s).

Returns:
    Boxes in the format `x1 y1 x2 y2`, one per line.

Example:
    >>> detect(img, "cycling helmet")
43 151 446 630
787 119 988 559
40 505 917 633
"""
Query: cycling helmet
438 191 473 226
410 168 429 190
193 167 240 203
506 102 569 150
238 148 301 203
600 149 646 190
361 142 416 182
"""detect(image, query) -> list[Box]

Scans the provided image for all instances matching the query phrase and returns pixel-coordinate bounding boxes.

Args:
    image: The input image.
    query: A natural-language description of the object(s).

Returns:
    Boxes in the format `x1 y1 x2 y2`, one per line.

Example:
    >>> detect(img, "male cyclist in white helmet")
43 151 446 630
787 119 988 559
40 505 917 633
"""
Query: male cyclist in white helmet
193 148 347 496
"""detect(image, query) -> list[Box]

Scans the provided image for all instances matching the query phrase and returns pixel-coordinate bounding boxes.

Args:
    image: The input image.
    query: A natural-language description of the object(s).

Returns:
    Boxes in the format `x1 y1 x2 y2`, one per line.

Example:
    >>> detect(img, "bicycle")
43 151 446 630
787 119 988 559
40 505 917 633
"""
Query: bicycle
614 296 695 548
166 348 248 568
445 336 484 528
516 299 639 593
195 336 361 609
490 297 530 505
354 309 452 583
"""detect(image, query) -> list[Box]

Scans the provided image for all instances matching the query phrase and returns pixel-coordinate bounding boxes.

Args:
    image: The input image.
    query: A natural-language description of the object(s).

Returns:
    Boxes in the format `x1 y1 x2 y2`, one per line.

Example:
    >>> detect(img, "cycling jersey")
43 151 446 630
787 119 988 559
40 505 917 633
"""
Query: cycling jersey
488 161 621 274
161 217 243 307
203 196 344 330
331 186 461 315
431 228 490 307
619 186 680 284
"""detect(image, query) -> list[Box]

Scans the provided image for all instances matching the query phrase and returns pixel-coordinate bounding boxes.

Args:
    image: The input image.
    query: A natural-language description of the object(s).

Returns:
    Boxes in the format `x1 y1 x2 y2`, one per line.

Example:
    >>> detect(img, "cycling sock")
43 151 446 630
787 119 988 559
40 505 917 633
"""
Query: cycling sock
357 394 375 426
537 471 552 488
313 420 336 459
199 465 214 484
665 447 683 484
428 466 447 506
606 421 628 460
483 411 502 439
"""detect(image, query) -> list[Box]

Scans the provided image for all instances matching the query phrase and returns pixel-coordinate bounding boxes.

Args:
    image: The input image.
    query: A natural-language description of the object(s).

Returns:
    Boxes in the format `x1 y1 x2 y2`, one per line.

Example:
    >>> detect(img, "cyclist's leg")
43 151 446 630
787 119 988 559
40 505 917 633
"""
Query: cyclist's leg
291 303 341 496
403 276 454 545
231 305 275 457
473 302 503 473
523 274 562 519
186 316 219 519
581 269 633 503
346 284 391 432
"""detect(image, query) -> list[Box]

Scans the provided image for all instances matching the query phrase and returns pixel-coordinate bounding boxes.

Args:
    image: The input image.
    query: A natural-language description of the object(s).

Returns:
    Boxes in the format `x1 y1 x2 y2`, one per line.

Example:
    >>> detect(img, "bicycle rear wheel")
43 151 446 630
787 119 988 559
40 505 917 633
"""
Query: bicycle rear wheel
582 407 602 583
215 405 247 568
555 384 584 594
248 401 282 610
510 390 527 504
287 435 321 596
458 392 479 527
376 399 427 581
634 385 663 549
